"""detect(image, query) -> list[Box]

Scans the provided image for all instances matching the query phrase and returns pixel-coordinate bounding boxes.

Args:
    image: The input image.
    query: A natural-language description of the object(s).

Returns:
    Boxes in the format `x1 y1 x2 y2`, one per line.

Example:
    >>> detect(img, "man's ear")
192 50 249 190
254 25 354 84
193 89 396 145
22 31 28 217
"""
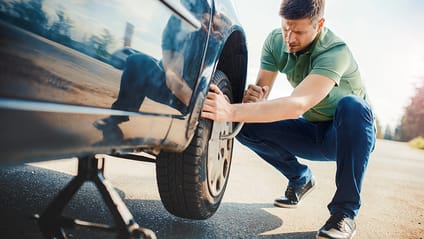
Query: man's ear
317 18 325 32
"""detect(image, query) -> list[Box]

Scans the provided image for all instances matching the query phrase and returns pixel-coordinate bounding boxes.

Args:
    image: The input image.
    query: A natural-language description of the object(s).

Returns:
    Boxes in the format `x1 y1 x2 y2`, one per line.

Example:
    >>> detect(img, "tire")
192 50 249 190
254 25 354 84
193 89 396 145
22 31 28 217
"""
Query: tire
156 70 234 219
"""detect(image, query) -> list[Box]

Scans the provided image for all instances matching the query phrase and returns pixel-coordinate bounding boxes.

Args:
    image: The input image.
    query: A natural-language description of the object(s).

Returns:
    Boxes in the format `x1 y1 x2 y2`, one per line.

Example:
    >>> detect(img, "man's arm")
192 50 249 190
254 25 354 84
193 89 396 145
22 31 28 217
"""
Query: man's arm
162 50 192 106
202 73 335 122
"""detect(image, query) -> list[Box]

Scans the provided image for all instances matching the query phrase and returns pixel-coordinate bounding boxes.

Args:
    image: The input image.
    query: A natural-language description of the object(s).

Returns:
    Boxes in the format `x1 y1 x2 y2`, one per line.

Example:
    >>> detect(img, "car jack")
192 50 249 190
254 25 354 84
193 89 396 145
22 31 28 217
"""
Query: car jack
34 155 157 239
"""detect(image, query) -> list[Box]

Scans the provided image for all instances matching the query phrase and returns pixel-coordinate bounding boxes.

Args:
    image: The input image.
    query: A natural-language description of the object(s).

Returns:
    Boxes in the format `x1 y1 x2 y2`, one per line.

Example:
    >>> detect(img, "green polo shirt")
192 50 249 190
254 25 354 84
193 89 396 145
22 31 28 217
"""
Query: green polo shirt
261 27 367 122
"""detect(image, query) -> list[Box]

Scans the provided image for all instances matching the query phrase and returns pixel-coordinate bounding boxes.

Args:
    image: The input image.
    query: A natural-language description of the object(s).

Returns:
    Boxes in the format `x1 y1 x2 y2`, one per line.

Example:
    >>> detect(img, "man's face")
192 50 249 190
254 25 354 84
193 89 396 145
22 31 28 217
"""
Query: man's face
281 17 324 53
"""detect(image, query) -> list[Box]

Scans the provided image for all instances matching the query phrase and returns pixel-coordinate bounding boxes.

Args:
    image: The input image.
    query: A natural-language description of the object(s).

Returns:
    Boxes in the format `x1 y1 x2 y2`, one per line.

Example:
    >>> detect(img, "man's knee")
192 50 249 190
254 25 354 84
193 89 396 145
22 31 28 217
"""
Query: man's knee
236 124 252 143
236 123 264 146
336 96 372 117
126 53 154 68
335 95 374 127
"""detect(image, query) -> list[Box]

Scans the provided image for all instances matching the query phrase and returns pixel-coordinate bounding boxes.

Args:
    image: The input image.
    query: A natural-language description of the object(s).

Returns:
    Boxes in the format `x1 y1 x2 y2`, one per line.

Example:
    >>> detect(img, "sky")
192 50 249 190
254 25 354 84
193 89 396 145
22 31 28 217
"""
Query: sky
232 0 424 128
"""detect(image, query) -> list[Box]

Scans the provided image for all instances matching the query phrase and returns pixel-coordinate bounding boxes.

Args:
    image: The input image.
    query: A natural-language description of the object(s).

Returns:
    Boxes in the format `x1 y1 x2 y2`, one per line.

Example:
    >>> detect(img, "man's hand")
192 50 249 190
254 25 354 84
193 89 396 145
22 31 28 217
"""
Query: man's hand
201 84 233 122
243 84 270 103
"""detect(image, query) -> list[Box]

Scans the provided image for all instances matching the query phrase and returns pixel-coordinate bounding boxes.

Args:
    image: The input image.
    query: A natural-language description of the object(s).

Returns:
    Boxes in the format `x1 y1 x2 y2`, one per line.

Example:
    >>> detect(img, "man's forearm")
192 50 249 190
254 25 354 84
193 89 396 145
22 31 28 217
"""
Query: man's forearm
165 70 192 106
202 84 307 123
230 97 305 123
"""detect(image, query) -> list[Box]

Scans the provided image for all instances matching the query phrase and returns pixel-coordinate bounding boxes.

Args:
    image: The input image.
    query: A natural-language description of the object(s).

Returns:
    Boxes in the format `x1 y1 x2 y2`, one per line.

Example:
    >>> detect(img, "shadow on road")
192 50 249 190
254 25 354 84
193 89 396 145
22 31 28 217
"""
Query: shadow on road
0 164 316 239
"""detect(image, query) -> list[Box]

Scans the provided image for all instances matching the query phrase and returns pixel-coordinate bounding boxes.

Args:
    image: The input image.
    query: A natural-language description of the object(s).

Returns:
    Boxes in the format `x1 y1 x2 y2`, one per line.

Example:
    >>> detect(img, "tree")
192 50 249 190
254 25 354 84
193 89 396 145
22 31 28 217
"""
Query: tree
383 125 393 140
10 0 48 35
47 10 73 46
375 118 384 139
398 78 424 141
88 29 114 62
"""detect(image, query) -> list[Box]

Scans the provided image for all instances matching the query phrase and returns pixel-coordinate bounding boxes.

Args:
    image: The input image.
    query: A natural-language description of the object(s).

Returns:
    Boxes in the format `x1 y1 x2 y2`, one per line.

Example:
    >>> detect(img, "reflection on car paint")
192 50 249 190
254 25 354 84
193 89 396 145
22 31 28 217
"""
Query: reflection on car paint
110 47 140 70
0 0 214 115
92 0 232 145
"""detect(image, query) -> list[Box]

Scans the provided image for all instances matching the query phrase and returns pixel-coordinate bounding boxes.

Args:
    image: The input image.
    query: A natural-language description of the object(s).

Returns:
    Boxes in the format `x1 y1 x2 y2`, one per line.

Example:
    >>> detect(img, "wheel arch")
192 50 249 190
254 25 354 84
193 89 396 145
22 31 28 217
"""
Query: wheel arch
216 29 248 104
169 28 248 152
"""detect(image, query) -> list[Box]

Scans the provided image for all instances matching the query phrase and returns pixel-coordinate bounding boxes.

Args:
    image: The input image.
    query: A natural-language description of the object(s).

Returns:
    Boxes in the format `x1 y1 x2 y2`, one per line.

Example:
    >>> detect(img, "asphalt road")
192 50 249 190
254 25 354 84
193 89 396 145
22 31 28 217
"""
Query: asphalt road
0 139 423 239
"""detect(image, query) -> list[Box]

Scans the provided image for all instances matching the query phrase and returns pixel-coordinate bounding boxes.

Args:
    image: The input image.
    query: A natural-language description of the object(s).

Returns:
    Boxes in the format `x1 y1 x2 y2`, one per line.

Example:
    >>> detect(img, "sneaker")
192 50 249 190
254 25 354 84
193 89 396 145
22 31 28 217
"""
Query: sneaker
316 213 356 239
93 117 124 145
93 116 126 130
274 177 316 208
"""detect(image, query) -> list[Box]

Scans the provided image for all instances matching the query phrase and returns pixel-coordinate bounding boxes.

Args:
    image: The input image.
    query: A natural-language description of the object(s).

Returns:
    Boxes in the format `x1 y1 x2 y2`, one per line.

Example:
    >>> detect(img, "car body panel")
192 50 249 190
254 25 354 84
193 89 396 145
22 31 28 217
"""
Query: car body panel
0 0 247 164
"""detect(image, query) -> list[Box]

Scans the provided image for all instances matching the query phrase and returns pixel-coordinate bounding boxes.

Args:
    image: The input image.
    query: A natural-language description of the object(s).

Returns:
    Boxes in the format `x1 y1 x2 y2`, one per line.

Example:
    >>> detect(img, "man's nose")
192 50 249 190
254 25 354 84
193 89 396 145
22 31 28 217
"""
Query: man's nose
287 31 295 43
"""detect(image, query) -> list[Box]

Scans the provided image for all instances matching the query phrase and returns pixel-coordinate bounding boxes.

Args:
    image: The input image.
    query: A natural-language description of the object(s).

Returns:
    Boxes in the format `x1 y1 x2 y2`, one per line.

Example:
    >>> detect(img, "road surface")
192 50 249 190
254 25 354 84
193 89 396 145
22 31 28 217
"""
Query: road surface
0 139 423 238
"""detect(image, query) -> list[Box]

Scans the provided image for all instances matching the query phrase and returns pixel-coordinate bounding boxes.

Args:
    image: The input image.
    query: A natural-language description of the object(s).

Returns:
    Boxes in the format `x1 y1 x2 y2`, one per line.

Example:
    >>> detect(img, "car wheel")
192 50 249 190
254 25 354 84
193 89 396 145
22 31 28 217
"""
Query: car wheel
156 70 234 219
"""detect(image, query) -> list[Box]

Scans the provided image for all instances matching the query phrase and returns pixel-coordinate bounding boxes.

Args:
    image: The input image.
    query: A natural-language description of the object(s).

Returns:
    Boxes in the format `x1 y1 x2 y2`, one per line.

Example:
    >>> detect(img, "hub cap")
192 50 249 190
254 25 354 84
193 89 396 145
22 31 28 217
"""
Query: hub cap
207 121 233 197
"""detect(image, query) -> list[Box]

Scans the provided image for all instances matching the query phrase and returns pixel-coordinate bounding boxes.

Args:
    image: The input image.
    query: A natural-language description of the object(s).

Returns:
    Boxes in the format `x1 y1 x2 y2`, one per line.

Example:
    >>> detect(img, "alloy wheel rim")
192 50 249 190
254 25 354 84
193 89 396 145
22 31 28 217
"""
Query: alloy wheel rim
207 121 232 197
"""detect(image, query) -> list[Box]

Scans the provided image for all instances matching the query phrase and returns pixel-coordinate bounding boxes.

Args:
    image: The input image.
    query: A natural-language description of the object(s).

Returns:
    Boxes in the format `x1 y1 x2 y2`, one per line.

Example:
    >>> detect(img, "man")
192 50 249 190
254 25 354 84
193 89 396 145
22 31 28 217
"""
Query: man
201 0 376 238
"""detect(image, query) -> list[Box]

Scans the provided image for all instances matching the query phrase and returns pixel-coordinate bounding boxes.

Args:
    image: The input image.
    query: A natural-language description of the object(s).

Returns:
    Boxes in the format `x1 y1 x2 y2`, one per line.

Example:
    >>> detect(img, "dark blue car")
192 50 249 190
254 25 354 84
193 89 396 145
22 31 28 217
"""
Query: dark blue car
0 0 247 238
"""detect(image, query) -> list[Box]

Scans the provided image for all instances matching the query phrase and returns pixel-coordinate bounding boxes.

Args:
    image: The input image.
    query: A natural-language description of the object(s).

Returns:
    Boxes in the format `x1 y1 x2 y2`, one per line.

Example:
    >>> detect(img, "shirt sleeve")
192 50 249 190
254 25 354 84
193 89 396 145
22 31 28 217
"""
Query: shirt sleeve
260 32 279 72
310 44 351 85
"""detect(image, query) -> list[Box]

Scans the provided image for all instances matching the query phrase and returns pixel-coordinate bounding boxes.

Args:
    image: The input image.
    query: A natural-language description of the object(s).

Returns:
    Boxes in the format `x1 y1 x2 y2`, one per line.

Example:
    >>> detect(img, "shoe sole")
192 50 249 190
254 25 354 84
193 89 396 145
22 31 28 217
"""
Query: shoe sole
273 180 317 208
316 230 356 239
273 201 298 208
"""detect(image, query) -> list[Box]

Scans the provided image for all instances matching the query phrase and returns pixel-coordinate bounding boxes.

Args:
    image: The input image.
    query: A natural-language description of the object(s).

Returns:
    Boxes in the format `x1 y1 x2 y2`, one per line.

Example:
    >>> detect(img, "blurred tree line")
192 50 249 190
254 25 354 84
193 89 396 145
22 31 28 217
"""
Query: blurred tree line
380 78 424 143
0 0 115 62
398 79 424 141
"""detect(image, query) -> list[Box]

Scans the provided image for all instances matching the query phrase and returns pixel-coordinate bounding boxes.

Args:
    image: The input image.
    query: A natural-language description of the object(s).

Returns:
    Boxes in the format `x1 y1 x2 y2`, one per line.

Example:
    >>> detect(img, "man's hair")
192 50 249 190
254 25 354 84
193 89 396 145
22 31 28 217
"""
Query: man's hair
279 0 325 25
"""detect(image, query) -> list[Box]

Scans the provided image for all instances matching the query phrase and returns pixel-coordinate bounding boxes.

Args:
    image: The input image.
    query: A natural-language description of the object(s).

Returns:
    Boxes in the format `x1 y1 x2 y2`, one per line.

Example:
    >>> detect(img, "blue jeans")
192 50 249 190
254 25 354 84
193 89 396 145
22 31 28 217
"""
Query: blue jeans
236 96 376 218
112 53 186 117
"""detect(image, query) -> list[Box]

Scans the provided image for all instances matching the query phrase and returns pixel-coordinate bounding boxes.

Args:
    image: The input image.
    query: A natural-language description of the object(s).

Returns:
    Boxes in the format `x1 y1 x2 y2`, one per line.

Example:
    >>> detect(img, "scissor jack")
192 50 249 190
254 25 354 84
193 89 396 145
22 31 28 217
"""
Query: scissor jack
34 155 156 239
